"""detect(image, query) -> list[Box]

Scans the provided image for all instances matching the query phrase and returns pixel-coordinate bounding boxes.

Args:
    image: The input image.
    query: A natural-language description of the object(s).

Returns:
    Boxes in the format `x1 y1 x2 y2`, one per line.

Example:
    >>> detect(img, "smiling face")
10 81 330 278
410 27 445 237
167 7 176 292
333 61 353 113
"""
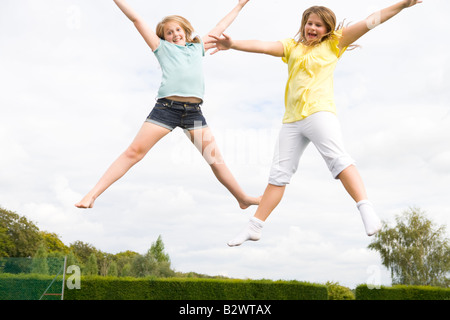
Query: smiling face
295 6 337 46
163 21 186 46
156 15 200 46
304 13 327 44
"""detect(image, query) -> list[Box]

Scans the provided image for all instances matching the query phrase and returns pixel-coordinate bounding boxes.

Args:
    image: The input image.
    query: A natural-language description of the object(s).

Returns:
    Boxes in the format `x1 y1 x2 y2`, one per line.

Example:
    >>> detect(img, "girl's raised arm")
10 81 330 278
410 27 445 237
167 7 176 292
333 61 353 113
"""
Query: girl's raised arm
207 33 284 57
113 0 160 51
338 0 422 50
203 0 250 50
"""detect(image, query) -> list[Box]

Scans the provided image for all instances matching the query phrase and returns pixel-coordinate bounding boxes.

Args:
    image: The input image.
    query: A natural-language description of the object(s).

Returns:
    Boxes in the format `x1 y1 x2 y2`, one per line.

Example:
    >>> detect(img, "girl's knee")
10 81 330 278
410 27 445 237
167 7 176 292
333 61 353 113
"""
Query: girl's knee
330 156 356 179
124 145 146 162
202 140 225 165
206 151 224 166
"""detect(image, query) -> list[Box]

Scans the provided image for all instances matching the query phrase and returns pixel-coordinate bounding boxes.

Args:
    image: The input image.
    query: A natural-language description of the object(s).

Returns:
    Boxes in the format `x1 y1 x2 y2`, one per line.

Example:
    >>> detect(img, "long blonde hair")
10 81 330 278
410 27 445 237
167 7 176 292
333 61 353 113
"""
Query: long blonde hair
156 15 200 43
294 6 343 46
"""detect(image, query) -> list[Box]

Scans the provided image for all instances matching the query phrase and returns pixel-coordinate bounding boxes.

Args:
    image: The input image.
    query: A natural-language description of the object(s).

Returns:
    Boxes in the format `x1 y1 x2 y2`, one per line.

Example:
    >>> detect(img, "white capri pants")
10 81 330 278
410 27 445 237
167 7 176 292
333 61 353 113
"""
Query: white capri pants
269 111 355 186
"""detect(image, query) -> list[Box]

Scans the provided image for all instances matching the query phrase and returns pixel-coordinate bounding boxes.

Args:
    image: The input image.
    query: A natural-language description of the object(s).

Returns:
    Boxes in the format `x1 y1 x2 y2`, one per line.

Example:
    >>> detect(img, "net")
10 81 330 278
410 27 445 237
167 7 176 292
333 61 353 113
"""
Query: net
0 256 67 300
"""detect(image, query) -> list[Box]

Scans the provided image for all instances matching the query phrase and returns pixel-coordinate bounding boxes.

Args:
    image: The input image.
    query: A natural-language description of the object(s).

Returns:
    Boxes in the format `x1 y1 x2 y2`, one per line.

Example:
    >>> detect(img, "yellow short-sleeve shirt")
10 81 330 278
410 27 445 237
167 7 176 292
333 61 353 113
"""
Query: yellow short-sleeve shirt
280 30 347 123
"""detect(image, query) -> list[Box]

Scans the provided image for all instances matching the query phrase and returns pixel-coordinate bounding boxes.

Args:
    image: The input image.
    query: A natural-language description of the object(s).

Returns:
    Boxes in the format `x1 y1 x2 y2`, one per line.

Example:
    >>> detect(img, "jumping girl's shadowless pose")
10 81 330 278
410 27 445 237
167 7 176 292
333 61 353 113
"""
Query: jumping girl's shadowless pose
207 0 422 246
75 0 260 209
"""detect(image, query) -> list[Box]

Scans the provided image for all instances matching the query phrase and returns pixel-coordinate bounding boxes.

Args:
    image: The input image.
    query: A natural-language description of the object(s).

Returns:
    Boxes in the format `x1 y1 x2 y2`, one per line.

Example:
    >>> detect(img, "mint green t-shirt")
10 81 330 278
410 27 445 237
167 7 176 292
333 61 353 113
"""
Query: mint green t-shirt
154 39 205 100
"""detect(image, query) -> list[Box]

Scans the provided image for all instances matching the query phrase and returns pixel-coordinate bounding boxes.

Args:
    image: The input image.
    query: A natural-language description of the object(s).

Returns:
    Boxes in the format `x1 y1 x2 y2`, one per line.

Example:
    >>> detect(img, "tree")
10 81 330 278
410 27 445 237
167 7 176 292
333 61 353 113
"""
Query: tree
31 243 49 275
66 251 80 269
69 240 97 265
121 262 132 277
0 206 180 278
0 226 14 257
130 254 156 277
146 235 175 277
368 207 450 287
149 235 170 263
40 231 69 254
114 250 139 277
129 235 175 278
0 207 41 257
107 261 118 277
98 252 114 276
85 253 98 276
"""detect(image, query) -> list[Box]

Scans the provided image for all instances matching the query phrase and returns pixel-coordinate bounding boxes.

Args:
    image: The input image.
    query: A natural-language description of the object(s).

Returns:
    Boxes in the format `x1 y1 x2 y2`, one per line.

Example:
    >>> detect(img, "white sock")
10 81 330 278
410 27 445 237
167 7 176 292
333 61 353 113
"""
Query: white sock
357 200 382 236
227 217 264 247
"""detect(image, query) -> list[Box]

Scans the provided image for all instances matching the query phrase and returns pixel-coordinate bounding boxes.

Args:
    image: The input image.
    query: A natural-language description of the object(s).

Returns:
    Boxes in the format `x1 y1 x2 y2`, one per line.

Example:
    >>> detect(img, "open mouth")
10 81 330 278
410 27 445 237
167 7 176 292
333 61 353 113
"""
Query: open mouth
172 37 183 43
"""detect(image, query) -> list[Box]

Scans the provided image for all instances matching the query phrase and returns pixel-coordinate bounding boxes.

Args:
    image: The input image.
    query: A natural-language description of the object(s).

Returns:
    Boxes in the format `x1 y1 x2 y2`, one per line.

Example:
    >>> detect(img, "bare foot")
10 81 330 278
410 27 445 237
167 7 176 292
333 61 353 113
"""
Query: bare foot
238 195 262 210
75 195 96 209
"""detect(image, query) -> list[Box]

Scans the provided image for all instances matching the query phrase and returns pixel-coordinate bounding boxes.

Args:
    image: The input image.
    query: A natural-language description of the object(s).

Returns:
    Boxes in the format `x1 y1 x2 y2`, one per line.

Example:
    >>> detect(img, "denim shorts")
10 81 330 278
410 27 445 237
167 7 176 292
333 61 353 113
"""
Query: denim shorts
146 98 208 131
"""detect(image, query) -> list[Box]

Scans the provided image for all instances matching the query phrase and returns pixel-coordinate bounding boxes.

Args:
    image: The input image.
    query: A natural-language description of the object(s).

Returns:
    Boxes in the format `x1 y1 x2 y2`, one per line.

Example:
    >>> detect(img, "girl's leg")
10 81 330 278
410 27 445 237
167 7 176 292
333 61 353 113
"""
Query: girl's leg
227 183 285 246
337 165 381 236
228 122 305 247
254 184 286 222
337 164 367 203
188 127 260 209
307 112 381 236
75 122 171 208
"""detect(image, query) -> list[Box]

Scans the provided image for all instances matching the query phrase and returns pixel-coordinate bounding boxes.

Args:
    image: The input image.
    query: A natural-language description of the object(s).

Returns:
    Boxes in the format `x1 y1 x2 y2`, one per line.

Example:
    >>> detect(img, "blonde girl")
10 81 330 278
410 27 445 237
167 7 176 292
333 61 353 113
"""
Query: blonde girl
208 0 422 246
75 0 260 209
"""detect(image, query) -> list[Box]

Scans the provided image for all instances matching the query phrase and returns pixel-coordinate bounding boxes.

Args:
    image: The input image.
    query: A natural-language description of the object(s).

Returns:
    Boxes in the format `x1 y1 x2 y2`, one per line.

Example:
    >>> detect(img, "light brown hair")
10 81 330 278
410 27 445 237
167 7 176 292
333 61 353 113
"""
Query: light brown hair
295 6 342 46
156 15 200 43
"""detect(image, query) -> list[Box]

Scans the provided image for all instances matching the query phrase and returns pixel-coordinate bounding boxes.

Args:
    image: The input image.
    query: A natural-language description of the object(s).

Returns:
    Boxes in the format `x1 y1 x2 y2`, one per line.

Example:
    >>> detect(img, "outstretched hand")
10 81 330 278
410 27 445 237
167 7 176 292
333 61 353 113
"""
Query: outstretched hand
205 33 233 55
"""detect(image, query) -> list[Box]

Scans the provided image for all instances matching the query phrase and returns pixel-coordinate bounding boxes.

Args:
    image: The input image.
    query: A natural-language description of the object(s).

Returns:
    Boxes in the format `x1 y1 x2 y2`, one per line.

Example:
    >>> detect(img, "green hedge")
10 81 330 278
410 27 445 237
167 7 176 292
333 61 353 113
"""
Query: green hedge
0 273 63 300
5 274 450 301
0 274 327 300
356 284 450 300
65 277 328 300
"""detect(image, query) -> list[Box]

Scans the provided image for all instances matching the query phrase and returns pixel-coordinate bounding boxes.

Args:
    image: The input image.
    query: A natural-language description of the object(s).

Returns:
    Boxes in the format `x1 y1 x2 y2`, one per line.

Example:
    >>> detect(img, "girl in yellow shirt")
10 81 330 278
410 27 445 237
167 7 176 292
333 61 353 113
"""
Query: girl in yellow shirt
208 0 422 246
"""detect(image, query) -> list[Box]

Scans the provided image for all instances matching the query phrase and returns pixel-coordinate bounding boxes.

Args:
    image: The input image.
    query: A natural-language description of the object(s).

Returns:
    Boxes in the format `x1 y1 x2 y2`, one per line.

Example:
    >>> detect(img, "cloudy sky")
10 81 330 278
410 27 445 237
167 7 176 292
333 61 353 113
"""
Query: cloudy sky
1 0 449 289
